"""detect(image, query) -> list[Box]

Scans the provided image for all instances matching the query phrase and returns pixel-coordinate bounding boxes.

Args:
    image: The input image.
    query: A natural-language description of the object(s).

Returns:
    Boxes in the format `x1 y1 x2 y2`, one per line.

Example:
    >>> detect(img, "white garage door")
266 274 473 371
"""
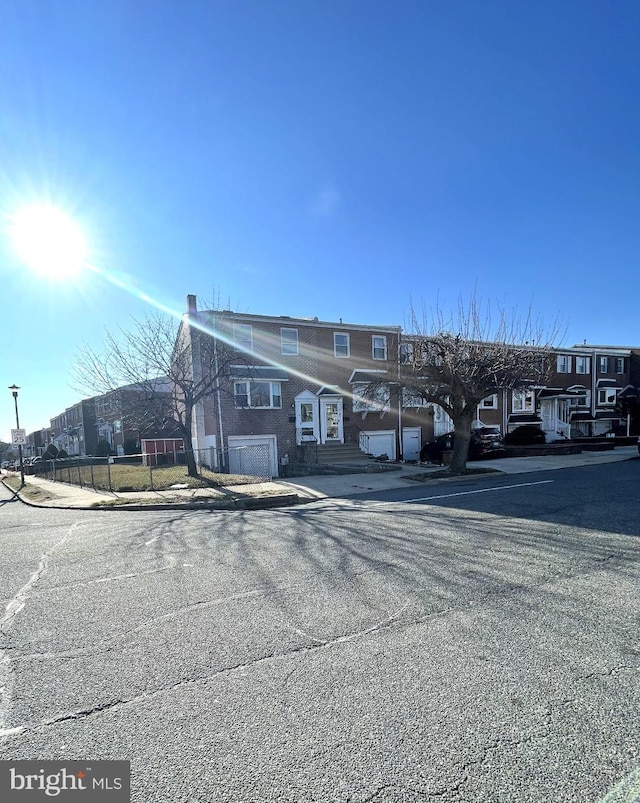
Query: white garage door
363 431 397 461
227 435 278 478
402 427 421 461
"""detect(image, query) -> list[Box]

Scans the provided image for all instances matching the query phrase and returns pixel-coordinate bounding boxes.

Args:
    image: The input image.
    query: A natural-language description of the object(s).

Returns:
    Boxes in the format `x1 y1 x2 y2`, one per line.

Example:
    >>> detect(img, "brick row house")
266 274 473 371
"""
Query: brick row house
50 399 98 457
44 381 177 458
471 344 634 440
181 296 639 476
184 296 436 475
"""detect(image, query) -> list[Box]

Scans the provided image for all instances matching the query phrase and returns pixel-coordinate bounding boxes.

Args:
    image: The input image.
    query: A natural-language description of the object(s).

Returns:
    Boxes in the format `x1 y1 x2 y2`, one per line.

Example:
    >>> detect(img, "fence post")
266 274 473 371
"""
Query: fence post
150 461 154 490
77 462 82 488
107 458 112 492
90 459 95 491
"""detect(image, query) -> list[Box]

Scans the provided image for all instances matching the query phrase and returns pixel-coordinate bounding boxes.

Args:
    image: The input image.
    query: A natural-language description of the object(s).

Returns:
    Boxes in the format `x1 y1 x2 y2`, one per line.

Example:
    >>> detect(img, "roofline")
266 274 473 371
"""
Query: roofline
202 309 401 333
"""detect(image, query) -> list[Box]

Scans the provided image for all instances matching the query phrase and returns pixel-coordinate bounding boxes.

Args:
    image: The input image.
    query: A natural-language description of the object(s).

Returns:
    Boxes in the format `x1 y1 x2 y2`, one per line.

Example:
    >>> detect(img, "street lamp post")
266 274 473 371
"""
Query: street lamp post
8 384 25 486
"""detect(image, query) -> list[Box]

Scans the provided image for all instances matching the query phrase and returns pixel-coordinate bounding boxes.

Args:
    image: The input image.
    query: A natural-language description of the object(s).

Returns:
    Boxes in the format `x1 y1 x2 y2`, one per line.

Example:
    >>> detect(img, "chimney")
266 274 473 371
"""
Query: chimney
187 294 197 315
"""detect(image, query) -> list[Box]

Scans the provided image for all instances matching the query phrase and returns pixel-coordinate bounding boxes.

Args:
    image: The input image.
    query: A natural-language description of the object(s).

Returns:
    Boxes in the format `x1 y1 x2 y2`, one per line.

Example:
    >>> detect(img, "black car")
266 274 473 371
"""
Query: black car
420 428 506 464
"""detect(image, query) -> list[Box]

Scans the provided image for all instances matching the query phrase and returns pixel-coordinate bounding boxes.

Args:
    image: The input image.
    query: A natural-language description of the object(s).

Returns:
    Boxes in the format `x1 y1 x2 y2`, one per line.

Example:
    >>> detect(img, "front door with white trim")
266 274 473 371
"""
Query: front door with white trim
320 397 343 443
295 392 320 444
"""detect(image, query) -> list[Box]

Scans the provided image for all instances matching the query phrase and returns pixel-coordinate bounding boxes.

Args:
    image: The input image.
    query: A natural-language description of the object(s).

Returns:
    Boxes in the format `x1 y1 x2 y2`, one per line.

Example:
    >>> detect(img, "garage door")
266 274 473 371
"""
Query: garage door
363 431 396 461
227 435 278 478
402 427 421 461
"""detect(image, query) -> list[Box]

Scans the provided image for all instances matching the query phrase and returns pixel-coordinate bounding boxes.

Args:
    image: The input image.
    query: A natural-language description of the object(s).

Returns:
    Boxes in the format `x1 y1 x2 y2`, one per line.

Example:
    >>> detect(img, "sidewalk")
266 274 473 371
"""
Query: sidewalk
2 446 637 510
280 445 639 500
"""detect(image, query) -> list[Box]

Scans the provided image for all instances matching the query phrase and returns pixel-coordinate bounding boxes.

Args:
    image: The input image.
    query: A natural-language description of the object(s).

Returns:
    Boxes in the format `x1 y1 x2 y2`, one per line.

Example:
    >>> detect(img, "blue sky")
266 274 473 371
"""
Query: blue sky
2 0 640 441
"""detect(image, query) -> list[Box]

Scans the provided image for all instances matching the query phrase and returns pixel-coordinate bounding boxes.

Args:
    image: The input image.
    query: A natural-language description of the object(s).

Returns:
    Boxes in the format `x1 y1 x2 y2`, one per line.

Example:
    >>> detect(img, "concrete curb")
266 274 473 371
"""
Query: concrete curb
1 478 300 512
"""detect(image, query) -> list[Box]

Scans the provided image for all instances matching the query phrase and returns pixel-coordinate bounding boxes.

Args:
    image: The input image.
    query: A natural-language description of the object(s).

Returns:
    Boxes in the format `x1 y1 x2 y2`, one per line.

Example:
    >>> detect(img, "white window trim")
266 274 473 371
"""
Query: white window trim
234 380 282 409
479 394 498 410
557 355 572 374
353 383 390 413
597 388 618 406
400 342 415 365
512 389 535 413
575 356 590 375
280 327 299 356
372 335 388 361
334 332 350 358
599 357 609 373
233 323 253 353
616 357 625 374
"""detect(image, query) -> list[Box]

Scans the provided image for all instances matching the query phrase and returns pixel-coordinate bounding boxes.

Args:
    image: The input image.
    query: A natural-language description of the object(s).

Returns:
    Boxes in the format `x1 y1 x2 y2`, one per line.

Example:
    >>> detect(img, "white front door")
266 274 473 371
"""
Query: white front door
540 399 555 433
295 394 320 444
320 397 343 443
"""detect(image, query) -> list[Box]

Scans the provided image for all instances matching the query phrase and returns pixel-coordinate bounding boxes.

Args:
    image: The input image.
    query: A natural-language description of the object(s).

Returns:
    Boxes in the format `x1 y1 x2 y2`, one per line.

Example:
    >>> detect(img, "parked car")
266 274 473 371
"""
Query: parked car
504 425 546 445
420 428 506 464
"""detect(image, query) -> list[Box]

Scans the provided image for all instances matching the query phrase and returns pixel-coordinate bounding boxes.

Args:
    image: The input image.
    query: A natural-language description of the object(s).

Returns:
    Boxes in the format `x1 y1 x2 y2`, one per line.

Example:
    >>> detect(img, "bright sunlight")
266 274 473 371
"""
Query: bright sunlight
10 204 88 279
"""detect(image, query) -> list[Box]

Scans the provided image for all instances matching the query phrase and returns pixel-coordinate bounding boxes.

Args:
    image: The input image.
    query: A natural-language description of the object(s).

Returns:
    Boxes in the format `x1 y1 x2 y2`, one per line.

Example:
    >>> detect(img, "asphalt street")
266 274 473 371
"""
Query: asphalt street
0 461 639 802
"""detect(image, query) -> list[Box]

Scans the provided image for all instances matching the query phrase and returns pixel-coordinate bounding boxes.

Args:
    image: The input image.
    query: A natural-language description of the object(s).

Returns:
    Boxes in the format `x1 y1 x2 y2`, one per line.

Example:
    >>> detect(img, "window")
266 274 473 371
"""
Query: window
402 389 427 407
616 357 625 374
334 332 350 358
598 388 618 406
599 356 609 373
353 383 390 412
480 394 498 409
557 355 571 373
233 323 253 353
512 390 534 412
280 328 299 356
400 342 415 365
576 356 590 374
234 381 282 409
372 335 387 360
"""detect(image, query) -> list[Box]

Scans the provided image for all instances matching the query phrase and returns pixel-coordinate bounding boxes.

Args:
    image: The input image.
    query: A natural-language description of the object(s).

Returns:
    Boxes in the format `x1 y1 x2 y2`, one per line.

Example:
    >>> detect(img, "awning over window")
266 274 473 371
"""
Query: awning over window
537 388 585 400
228 365 290 381
508 413 542 423
316 385 342 396
348 370 390 384
570 411 620 422
570 412 596 422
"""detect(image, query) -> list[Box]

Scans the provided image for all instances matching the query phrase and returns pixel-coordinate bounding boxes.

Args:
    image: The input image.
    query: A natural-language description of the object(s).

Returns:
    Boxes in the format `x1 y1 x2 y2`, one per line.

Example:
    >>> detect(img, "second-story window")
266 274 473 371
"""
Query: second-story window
334 332 350 358
400 342 414 364
281 328 299 356
576 356 590 374
557 355 572 373
599 356 609 373
372 335 387 360
616 357 625 374
233 323 253 354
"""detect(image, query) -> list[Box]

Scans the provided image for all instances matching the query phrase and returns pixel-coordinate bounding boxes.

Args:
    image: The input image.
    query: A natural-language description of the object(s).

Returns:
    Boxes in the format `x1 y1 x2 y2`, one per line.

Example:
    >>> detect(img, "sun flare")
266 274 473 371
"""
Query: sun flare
11 204 88 279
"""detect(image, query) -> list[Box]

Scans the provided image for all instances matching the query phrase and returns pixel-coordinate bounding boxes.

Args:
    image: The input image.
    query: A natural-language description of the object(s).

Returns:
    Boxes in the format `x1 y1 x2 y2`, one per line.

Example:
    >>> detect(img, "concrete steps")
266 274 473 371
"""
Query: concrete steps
315 443 370 464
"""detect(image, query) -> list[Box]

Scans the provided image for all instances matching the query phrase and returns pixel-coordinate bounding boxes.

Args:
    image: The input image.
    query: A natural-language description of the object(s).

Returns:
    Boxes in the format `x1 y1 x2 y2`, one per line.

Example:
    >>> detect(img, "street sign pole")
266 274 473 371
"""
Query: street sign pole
9 386 25 487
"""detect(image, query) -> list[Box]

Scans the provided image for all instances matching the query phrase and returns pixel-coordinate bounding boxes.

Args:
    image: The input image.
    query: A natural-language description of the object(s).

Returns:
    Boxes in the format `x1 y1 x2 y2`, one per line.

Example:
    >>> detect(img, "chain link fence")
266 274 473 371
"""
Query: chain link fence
33 444 273 493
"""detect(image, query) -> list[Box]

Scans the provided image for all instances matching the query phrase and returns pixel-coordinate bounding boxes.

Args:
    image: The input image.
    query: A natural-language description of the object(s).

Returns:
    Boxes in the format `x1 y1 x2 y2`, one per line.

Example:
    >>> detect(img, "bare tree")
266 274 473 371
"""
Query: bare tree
397 297 562 474
73 309 233 477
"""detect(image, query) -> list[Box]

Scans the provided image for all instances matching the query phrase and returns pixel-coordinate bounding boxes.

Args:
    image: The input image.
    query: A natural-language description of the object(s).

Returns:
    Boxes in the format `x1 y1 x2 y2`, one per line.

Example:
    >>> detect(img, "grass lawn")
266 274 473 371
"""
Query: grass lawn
34 463 264 492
